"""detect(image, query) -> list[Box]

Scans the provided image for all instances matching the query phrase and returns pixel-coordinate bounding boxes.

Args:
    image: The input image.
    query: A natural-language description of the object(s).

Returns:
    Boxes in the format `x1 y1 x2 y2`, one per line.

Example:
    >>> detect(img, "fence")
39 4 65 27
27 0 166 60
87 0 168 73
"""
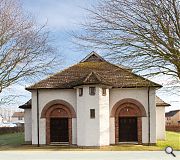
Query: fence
166 125 180 132
0 127 24 134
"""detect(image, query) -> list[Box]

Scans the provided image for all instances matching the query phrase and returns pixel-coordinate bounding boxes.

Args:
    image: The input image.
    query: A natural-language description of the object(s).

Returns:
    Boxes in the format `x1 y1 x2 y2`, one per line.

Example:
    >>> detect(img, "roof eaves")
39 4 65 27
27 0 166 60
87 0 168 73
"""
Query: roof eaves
156 104 171 107
19 100 32 109
156 96 171 107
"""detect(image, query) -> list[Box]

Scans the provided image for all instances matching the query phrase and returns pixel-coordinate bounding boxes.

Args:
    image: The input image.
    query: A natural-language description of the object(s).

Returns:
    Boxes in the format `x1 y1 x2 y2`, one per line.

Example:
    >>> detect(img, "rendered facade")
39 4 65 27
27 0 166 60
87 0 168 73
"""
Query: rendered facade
20 52 169 146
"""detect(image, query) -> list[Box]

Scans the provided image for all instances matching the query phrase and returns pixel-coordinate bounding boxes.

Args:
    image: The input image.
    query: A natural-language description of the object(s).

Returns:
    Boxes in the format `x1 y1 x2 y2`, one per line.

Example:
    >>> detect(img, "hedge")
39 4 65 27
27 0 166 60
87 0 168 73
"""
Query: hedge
0 127 24 134
166 126 180 132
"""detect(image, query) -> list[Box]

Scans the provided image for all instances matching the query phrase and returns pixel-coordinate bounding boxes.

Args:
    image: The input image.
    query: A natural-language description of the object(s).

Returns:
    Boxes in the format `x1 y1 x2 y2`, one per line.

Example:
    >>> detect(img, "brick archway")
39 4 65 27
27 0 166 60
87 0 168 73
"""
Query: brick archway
41 100 76 118
110 98 147 117
111 99 147 144
41 100 76 145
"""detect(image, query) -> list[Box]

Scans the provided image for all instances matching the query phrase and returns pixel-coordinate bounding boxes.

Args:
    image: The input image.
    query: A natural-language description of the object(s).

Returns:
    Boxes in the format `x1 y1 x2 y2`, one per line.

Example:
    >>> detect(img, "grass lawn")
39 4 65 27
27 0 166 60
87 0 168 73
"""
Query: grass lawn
0 132 24 147
157 131 180 150
0 131 179 151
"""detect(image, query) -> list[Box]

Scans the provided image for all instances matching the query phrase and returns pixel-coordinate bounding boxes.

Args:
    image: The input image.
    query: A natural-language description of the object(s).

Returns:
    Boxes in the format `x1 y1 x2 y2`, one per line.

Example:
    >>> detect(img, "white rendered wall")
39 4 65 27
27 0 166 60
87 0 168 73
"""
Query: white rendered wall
72 118 77 144
31 90 38 144
99 88 110 146
109 88 157 144
156 107 166 140
149 89 156 144
31 89 77 145
76 86 110 146
30 87 157 145
109 117 115 144
24 109 32 142
76 86 100 146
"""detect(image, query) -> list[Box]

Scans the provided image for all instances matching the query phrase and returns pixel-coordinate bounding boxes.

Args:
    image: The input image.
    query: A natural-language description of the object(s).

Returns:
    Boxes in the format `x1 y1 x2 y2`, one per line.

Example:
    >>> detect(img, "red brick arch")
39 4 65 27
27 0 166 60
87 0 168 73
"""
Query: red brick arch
41 100 76 145
41 99 76 118
111 98 146 144
111 98 147 117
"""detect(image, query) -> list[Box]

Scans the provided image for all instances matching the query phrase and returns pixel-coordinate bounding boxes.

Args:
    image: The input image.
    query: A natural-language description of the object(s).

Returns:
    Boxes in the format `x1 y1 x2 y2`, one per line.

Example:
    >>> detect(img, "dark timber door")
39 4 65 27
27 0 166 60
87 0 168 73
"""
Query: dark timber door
119 117 138 142
50 118 69 143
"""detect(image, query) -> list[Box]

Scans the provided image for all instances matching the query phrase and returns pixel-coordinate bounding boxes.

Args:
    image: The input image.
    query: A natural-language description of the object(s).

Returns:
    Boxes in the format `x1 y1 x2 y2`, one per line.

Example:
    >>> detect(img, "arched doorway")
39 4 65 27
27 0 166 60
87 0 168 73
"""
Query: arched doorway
41 100 76 145
111 98 146 144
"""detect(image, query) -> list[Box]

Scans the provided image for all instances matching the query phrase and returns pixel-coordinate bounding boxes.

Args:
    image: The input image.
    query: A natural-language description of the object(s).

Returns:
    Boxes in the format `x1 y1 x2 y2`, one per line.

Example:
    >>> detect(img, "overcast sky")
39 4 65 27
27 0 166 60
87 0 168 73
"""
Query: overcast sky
1 0 179 112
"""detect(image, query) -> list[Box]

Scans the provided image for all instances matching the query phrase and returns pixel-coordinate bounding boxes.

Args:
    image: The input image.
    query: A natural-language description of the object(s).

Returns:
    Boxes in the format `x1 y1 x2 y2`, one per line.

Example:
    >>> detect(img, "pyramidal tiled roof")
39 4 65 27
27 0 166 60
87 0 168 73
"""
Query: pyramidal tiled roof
26 52 162 90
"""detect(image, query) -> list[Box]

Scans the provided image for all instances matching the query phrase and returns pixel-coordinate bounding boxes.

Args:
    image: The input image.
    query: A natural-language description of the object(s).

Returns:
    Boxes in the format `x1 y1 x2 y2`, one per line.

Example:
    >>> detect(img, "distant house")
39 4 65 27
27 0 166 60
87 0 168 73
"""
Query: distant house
20 52 170 146
0 107 16 123
166 110 180 126
11 112 24 125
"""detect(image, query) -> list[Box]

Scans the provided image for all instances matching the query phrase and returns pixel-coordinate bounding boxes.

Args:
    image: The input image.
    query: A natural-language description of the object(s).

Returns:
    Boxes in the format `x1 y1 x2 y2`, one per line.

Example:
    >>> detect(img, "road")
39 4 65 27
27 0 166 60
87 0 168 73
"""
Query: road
0 151 179 160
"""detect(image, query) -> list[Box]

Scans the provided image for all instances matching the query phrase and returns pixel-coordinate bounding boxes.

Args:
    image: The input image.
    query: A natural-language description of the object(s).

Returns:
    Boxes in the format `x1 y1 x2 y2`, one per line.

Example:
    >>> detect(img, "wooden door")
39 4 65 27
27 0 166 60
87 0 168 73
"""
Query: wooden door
119 117 138 142
50 118 69 143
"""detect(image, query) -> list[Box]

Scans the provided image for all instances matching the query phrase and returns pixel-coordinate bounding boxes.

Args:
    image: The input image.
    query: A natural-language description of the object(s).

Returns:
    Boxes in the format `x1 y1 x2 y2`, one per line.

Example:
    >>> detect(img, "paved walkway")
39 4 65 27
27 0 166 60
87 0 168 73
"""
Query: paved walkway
0 151 179 160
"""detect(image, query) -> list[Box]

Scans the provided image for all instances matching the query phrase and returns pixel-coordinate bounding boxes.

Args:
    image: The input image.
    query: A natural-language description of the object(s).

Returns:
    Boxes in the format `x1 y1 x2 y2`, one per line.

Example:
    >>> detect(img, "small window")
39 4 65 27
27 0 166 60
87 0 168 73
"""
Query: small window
102 88 106 96
79 88 83 96
90 109 95 119
89 87 96 95
18 117 22 120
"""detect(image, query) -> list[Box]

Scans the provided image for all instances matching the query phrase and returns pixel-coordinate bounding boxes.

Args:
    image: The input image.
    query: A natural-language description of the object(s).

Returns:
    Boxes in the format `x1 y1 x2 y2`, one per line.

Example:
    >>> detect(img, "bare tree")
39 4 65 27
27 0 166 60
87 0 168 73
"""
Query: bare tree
73 0 180 80
0 0 59 92
0 94 22 106
0 95 16 123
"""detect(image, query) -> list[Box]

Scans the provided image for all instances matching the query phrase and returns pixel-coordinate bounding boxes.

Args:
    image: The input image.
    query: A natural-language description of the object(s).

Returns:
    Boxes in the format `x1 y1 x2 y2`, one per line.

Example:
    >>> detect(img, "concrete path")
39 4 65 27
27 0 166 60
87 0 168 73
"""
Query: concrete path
0 151 179 160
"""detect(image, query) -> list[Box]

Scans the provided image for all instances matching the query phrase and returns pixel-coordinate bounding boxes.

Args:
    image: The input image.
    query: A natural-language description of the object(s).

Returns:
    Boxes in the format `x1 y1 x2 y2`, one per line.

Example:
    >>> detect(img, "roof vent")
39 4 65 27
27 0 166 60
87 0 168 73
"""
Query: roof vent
80 51 106 62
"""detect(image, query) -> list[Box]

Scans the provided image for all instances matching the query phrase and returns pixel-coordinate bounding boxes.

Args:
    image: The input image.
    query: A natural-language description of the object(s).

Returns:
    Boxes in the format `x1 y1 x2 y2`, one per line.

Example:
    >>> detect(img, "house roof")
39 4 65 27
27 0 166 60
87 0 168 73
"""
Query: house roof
165 110 180 117
19 100 32 109
26 52 162 90
12 112 24 117
156 96 170 107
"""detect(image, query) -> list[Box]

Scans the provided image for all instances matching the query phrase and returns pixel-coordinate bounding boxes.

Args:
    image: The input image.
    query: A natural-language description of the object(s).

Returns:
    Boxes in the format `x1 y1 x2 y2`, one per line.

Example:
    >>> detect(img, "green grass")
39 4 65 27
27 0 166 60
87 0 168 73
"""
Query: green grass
101 131 180 151
0 132 24 147
0 131 179 151
157 131 180 150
